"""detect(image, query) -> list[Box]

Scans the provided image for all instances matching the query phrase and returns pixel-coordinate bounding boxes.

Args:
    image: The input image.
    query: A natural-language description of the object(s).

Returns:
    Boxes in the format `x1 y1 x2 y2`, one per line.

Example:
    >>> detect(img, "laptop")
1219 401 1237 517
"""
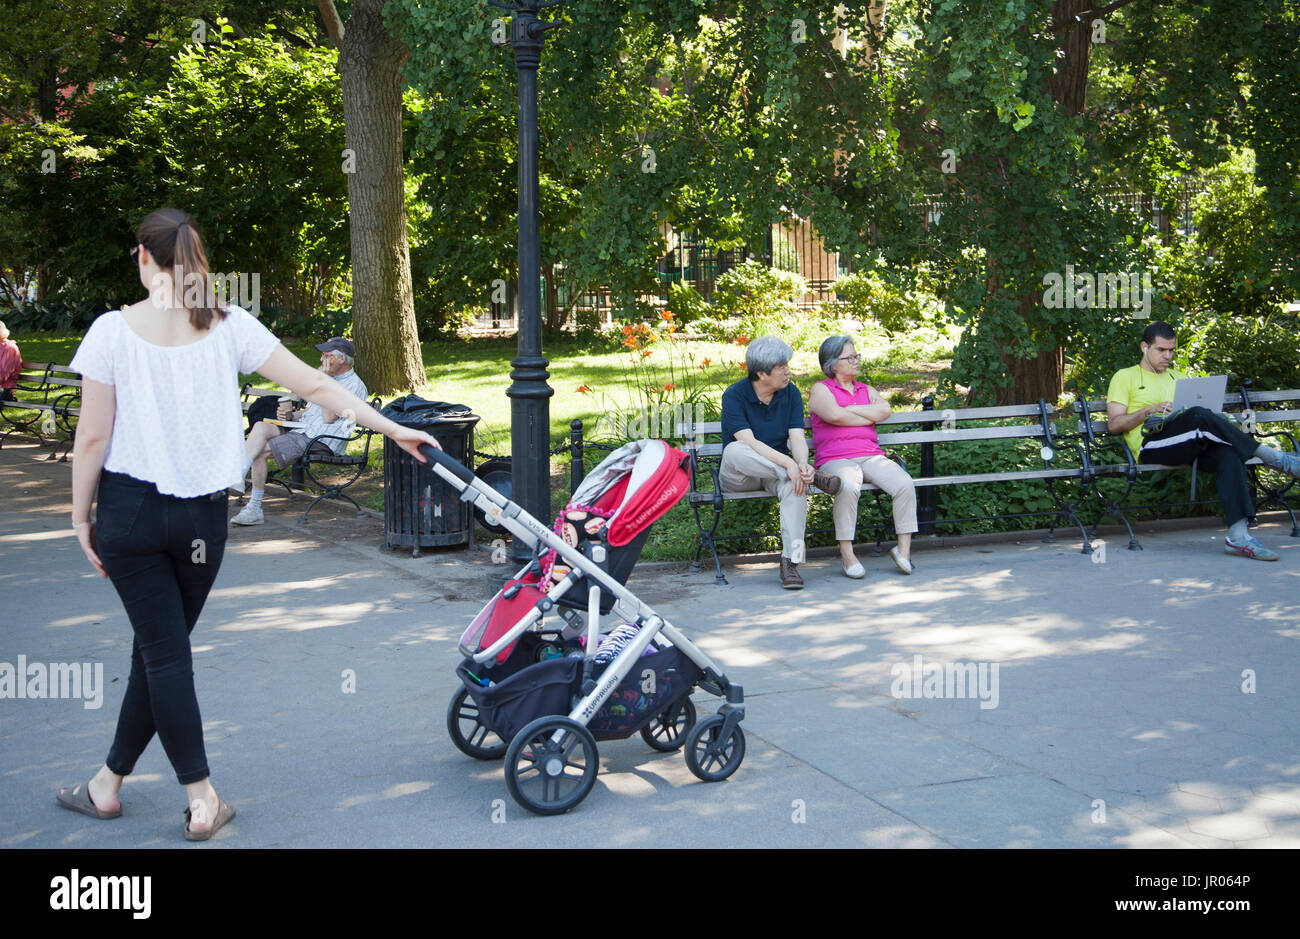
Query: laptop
1143 375 1227 427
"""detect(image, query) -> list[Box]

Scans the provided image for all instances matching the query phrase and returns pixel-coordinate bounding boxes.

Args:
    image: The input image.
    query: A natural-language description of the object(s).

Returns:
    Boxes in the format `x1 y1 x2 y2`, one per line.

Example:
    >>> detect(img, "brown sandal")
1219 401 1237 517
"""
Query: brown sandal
184 799 236 841
56 780 122 820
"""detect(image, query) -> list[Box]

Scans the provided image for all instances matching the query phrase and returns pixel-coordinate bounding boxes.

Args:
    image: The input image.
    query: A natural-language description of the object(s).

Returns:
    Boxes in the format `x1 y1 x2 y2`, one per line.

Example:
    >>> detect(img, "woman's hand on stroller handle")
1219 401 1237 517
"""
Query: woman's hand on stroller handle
419 442 476 483
389 426 442 461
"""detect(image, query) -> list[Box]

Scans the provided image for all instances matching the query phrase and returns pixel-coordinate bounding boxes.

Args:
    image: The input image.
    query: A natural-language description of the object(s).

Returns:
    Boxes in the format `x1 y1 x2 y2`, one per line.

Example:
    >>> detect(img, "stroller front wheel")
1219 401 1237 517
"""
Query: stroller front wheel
447 687 508 760
684 715 745 782
505 716 600 815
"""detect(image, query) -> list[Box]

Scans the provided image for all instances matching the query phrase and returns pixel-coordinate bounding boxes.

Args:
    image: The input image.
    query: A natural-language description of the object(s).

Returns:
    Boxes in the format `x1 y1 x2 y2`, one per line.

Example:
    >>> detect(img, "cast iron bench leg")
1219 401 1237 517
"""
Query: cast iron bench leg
689 492 728 585
1045 475 1092 554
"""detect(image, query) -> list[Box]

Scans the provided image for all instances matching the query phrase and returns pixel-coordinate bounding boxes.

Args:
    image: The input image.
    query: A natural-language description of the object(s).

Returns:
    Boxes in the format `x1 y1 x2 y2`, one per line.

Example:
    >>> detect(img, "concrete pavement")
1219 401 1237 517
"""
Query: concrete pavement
2 439 1298 848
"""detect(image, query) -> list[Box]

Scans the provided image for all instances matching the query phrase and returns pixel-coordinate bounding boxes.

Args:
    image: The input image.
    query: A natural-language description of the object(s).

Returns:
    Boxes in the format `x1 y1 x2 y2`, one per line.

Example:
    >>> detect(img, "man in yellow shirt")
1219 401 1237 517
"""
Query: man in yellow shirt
1106 321 1300 560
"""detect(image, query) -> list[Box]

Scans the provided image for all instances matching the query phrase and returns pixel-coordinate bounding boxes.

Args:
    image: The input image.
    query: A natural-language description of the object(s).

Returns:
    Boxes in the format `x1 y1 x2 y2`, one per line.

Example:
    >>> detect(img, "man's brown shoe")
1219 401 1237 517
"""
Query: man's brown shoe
780 557 804 589
812 471 842 495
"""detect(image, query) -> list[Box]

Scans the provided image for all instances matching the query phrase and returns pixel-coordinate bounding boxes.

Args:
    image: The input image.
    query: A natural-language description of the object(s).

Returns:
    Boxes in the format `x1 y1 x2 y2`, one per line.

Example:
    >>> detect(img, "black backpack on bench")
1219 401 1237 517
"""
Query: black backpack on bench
246 394 281 432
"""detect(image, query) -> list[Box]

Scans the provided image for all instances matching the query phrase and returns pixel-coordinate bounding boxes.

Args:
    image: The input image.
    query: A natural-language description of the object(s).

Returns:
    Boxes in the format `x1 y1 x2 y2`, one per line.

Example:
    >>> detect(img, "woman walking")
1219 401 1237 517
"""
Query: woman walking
59 208 441 840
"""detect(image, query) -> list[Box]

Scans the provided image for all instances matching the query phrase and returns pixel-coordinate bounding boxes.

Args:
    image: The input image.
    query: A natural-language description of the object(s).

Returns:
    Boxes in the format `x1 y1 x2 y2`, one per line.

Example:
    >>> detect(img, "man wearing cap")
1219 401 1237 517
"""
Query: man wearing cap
232 338 368 525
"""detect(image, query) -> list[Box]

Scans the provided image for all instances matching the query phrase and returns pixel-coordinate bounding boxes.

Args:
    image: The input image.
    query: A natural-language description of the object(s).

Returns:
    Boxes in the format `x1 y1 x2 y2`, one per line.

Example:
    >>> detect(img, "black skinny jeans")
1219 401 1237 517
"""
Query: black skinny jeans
96 471 228 785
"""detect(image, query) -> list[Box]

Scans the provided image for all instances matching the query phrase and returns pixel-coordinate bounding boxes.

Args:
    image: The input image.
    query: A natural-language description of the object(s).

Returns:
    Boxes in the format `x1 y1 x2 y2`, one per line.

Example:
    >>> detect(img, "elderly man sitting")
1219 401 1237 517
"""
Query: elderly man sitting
720 335 841 589
231 337 368 525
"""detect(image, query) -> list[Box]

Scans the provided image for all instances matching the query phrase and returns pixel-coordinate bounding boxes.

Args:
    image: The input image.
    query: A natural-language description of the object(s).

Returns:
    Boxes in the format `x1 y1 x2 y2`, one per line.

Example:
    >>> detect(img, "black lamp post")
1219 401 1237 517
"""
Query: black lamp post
491 0 563 561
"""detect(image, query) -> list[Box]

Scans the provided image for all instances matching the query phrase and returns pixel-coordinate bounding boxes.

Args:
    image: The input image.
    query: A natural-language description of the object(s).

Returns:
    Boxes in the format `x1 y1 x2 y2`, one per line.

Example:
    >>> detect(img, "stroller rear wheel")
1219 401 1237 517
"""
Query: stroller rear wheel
640 696 697 752
684 715 745 782
446 687 508 760
505 716 599 815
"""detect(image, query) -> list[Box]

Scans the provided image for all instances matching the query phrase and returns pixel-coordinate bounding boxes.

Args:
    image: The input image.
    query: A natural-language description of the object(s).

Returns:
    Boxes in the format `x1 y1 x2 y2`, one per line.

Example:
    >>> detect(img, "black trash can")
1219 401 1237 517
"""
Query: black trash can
380 397 479 556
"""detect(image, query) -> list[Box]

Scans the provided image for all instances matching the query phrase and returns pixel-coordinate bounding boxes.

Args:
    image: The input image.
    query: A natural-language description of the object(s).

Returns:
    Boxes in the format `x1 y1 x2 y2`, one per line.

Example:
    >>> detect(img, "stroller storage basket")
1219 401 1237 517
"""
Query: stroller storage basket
457 656 580 743
586 645 703 741
459 642 703 743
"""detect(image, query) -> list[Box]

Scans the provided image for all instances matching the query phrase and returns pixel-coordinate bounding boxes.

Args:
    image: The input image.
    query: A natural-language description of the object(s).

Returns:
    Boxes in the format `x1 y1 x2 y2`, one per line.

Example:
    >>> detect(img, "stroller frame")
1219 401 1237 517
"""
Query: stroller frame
424 445 746 815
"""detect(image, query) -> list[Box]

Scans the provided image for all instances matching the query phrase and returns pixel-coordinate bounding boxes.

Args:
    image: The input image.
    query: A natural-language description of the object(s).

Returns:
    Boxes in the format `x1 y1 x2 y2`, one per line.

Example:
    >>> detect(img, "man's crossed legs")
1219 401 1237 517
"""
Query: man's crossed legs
1139 406 1300 560
231 422 330 526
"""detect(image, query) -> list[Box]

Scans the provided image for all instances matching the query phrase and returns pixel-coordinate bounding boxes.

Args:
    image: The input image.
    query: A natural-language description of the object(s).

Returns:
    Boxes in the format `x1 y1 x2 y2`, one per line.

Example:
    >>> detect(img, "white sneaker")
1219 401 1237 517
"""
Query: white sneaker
230 504 264 526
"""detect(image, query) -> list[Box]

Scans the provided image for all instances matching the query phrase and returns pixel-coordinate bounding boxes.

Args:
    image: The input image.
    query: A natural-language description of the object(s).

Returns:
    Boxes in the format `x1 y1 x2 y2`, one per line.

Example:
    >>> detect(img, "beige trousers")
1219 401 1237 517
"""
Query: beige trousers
719 440 807 559
819 454 918 542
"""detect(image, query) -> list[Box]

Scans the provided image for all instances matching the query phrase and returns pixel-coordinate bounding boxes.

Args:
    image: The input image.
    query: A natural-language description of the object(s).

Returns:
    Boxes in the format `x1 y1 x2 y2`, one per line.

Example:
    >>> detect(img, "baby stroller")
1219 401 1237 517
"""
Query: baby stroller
421 439 747 815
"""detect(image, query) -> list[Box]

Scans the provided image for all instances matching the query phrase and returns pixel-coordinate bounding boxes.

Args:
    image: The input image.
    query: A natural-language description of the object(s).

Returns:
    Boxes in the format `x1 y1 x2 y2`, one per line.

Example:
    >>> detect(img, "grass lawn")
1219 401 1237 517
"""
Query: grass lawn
15 328 950 445
11 324 952 559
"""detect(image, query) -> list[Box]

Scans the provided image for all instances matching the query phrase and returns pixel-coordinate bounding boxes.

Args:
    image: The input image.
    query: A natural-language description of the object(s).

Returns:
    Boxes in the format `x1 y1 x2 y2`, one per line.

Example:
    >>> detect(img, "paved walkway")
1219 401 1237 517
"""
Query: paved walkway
2 440 1298 848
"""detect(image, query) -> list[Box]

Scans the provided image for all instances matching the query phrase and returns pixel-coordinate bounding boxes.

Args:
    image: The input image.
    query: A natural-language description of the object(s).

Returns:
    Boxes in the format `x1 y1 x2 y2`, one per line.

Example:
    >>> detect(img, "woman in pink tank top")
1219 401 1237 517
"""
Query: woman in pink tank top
808 335 917 578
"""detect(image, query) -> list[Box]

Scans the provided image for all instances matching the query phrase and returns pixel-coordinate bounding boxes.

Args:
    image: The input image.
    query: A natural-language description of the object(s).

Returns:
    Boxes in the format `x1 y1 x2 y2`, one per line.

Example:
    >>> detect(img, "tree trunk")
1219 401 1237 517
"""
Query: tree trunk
1046 0 1093 116
543 265 561 330
998 346 1065 406
1003 0 1095 403
327 0 425 394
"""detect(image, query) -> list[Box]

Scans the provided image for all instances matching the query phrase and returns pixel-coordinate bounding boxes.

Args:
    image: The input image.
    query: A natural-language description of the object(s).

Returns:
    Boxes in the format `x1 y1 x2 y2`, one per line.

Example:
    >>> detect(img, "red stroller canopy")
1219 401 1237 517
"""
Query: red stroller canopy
574 439 691 546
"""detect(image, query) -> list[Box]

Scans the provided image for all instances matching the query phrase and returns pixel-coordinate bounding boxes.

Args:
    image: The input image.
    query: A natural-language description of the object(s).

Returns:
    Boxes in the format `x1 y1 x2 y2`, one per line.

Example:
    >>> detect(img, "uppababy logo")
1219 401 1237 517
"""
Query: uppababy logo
50 869 151 919
890 654 1000 709
0 656 104 709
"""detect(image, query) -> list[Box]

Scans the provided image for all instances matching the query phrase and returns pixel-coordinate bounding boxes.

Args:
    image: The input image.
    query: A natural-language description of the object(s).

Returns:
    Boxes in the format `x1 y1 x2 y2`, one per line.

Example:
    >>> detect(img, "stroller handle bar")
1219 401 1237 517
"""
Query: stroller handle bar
420 443 476 485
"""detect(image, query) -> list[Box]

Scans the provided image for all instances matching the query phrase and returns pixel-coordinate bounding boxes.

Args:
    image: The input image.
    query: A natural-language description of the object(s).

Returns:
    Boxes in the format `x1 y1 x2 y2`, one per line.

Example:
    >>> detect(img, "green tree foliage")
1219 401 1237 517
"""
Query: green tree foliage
394 0 1298 404
3 29 349 324
393 1 836 329
1 3 352 325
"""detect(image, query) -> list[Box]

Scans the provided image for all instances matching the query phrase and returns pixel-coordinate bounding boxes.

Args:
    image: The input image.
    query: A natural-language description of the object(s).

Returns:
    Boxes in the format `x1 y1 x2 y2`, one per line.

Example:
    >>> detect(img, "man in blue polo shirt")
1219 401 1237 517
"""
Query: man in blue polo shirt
720 335 841 589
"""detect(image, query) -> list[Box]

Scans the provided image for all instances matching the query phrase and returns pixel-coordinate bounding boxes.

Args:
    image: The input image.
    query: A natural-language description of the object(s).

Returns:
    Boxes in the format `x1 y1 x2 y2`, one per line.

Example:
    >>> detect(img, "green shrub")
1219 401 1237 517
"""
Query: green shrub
263 305 353 342
666 282 711 326
1180 310 1300 391
828 270 931 335
1188 152 1287 319
694 304 865 353
4 299 103 333
710 260 806 321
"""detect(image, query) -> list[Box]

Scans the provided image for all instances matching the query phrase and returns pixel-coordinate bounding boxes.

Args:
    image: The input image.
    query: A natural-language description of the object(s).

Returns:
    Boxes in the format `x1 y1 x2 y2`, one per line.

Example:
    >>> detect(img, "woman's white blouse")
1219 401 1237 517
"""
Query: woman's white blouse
70 306 280 497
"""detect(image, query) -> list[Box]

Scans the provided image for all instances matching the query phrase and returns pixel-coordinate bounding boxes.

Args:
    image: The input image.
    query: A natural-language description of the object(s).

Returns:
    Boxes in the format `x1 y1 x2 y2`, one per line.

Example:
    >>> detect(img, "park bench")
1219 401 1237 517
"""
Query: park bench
248 394 385 524
678 399 1094 584
1075 382 1300 550
0 361 82 461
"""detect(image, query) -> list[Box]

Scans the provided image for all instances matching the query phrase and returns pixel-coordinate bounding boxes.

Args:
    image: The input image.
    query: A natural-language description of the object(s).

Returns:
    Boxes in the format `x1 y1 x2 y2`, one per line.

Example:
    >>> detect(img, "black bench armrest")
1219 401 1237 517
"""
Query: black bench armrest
298 397 383 462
